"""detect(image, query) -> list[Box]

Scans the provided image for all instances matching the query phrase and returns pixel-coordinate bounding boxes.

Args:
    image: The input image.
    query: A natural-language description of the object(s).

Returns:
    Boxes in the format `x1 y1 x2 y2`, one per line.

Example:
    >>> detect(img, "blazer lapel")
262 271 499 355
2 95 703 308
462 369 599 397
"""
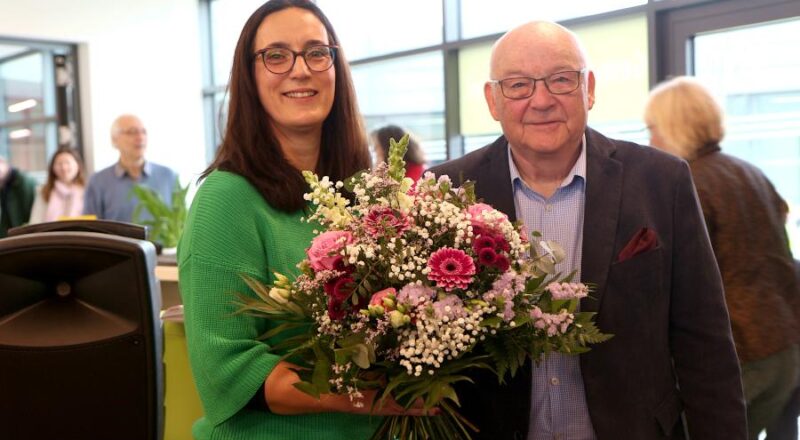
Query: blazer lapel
474 136 518 223
580 128 623 314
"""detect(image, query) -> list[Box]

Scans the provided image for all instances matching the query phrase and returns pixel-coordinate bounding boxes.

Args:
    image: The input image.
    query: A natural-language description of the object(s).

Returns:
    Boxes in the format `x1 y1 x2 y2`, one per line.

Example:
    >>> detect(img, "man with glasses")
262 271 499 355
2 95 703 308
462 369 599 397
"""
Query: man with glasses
430 21 746 440
83 114 177 223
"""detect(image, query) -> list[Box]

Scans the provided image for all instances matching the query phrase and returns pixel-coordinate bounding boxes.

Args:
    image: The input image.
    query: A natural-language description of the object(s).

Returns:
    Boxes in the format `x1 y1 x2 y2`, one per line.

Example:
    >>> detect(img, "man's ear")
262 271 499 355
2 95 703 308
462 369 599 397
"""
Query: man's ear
484 82 500 121
586 70 596 110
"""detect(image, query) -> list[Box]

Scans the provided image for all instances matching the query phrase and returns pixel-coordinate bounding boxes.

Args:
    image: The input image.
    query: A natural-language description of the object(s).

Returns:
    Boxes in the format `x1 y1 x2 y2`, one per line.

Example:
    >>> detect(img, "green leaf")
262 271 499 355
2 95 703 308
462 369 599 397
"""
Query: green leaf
311 342 331 393
293 381 320 399
130 177 188 248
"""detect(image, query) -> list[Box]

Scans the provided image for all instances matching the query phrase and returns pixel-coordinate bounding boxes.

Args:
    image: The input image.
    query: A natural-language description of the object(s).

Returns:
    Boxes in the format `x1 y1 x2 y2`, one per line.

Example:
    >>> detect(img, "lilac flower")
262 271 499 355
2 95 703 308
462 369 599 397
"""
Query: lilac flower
547 282 589 300
397 284 437 307
432 295 467 320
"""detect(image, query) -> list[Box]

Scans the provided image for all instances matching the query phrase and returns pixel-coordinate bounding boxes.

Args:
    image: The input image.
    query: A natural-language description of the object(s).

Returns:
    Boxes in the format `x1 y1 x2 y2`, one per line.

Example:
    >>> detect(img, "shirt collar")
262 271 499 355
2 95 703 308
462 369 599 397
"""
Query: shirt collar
114 160 151 178
508 134 587 191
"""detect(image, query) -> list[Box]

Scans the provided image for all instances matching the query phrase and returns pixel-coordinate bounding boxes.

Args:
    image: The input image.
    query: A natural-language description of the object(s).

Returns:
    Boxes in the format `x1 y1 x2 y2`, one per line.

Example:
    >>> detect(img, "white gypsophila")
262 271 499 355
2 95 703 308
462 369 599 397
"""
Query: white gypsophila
396 303 488 376
315 310 344 336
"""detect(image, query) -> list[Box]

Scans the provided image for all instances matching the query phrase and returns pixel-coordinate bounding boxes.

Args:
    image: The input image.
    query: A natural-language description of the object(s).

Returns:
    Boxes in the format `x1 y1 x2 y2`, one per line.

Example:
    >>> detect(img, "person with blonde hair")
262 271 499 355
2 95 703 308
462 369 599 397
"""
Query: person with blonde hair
645 76 800 440
29 147 87 223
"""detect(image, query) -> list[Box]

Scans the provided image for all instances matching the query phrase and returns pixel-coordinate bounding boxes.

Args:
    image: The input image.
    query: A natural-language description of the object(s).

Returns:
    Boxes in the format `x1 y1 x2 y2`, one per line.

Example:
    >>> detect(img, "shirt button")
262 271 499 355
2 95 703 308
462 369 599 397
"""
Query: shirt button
554 434 563 440
550 377 560 386
545 205 552 212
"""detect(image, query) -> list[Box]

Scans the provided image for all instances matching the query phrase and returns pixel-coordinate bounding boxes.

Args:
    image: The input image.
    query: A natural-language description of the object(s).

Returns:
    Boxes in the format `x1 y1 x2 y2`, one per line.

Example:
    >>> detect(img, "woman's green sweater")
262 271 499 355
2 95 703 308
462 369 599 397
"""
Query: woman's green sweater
178 170 379 440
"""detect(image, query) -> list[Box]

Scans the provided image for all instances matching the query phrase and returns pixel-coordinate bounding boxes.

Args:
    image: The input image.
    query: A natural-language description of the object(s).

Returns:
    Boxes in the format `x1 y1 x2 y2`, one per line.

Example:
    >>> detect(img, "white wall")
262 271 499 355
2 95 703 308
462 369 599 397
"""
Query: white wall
0 0 207 183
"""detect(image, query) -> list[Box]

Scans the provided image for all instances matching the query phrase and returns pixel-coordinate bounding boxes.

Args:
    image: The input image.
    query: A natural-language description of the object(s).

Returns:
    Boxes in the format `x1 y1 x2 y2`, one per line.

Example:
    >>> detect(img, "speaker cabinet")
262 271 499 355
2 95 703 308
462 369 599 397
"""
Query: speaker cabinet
0 231 164 440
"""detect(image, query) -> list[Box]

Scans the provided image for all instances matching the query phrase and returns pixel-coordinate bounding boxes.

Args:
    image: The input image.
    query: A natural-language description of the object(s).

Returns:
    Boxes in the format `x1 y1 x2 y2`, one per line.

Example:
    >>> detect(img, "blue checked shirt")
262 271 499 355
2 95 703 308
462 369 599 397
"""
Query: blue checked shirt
83 161 177 223
508 136 597 440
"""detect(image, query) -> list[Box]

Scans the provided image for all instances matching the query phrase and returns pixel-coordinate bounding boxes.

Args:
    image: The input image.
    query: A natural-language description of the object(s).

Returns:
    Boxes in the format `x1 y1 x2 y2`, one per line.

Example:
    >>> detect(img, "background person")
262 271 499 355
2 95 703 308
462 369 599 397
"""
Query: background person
371 124 426 181
29 147 87 223
431 21 746 439
178 2 424 439
645 76 800 440
83 114 177 223
0 154 37 237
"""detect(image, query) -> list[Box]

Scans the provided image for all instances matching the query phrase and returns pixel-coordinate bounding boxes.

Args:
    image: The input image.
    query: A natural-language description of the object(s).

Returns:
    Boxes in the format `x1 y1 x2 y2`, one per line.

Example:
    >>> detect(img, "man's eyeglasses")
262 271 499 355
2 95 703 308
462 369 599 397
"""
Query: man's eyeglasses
490 69 587 99
253 45 338 74
119 128 147 136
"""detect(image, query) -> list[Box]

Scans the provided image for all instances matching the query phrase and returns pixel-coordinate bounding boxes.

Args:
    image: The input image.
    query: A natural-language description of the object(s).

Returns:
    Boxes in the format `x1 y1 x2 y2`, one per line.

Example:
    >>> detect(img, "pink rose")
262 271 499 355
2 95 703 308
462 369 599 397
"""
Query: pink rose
307 231 353 271
467 203 508 231
369 287 397 311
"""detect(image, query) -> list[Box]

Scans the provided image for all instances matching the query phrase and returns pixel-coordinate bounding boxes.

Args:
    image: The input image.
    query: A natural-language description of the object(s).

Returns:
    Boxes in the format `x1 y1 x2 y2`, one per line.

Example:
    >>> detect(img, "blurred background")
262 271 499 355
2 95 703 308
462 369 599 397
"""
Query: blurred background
0 0 799 251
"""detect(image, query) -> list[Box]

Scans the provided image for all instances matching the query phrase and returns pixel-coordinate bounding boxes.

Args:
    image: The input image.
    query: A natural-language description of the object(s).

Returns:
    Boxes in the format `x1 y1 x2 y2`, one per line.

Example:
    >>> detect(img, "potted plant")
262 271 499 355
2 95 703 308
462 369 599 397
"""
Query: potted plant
131 178 189 253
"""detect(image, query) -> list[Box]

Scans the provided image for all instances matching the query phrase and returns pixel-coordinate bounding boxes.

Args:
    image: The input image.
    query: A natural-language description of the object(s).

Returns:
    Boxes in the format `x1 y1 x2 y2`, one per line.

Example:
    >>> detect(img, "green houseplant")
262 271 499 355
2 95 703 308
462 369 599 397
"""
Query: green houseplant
131 178 189 250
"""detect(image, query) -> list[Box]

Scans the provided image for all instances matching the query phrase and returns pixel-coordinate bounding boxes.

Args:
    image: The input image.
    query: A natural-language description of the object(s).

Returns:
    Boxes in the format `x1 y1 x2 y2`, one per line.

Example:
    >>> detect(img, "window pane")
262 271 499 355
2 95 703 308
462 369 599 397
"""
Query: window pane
1 49 59 178
317 0 443 60
694 18 800 255
2 122 57 180
352 52 446 164
460 0 646 39
458 14 649 153
209 0 265 86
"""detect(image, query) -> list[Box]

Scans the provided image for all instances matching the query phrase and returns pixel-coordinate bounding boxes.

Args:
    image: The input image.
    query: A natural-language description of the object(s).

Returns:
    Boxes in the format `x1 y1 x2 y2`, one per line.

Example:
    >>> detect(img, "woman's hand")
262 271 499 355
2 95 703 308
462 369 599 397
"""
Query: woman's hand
323 388 439 416
264 360 439 416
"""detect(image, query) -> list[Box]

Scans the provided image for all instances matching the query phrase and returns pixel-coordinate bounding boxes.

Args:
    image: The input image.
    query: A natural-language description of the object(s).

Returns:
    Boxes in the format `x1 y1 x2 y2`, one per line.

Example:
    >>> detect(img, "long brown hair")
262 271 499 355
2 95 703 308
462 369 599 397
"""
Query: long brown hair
201 0 370 212
42 148 87 200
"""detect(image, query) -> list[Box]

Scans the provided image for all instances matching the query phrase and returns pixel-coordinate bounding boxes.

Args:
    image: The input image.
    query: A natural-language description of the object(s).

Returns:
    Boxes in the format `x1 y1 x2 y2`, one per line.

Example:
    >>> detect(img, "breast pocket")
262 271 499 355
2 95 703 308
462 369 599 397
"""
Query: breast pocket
604 247 665 330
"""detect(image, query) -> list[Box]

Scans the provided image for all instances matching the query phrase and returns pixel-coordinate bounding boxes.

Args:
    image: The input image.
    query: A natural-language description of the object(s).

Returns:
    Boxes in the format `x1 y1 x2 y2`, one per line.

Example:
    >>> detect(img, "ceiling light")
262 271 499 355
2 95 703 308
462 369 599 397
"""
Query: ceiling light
9 128 32 139
8 99 37 113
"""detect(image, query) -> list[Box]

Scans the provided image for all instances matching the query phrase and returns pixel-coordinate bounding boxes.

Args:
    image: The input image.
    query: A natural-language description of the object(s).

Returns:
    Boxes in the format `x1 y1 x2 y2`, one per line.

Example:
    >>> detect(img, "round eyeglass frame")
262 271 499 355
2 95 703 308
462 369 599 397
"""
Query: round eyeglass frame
253 45 338 75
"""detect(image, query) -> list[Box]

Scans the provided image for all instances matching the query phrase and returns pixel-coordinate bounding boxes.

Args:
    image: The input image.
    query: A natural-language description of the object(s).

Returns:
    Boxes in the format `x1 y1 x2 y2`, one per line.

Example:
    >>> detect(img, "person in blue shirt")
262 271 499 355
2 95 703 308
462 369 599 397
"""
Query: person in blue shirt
83 114 177 223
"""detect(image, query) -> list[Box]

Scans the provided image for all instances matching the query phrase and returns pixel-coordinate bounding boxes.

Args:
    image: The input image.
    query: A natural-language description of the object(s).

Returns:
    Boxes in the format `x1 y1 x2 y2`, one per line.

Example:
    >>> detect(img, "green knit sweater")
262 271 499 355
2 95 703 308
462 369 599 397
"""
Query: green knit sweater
178 170 380 440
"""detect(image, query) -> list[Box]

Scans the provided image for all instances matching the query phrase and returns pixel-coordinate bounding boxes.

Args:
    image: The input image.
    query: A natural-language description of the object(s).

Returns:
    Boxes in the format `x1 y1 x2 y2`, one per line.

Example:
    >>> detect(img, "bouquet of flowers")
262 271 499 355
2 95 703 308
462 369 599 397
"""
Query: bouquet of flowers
236 136 611 439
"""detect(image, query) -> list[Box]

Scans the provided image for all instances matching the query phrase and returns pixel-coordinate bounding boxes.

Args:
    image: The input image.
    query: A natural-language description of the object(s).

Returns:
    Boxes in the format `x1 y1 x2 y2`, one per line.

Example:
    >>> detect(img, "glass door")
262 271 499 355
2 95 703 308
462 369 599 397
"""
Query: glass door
0 40 81 181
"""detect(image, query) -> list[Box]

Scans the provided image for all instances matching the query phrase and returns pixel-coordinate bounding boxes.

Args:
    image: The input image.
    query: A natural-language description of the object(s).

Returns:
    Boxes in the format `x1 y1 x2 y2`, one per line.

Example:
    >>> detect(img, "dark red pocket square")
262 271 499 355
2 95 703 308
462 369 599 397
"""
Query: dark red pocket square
617 227 658 262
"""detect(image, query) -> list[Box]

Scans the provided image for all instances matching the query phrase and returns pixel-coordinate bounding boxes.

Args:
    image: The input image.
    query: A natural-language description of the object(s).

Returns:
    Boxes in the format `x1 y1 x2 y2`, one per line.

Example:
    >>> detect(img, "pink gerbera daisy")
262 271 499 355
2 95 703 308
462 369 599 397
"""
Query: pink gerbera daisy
427 247 476 291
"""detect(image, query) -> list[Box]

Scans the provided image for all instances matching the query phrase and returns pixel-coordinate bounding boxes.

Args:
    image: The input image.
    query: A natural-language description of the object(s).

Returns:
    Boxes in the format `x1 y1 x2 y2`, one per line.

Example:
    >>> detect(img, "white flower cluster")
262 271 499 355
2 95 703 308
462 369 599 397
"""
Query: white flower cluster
396 302 489 377
302 172 350 227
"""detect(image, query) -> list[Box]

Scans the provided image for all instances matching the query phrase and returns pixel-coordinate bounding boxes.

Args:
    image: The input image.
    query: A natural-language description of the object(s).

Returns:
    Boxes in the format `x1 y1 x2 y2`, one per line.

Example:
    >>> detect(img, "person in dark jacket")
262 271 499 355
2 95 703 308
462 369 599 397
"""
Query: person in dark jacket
645 76 800 440
0 154 37 237
430 22 745 440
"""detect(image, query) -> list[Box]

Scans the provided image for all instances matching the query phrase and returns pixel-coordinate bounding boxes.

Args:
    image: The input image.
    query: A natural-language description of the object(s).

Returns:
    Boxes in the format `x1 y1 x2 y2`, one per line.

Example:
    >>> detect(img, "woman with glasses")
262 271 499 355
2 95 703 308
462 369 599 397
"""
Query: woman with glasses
178 1 423 439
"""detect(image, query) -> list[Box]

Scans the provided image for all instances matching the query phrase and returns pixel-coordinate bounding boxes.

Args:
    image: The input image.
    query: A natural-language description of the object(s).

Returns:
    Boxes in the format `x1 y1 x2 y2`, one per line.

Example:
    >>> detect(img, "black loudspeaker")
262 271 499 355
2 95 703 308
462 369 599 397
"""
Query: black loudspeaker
0 231 164 440
8 219 147 240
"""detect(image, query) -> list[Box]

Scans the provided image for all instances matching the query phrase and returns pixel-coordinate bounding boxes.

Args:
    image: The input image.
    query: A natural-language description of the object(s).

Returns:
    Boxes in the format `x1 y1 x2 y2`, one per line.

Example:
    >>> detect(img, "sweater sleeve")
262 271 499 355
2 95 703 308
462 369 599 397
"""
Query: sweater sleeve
177 172 282 426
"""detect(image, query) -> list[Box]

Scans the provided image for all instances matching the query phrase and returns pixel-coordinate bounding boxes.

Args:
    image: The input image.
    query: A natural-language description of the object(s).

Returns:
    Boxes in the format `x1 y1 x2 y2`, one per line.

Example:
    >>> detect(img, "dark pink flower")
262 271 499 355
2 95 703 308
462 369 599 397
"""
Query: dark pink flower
307 231 353 271
478 247 498 266
493 254 510 272
472 235 496 253
363 207 411 237
427 247 476 291
327 298 346 321
491 233 511 252
324 275 355 302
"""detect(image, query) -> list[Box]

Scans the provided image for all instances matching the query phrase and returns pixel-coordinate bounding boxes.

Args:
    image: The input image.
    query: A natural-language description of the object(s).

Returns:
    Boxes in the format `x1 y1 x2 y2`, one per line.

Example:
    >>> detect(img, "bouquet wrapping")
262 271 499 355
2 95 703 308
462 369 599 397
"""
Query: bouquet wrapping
236 135 610 439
